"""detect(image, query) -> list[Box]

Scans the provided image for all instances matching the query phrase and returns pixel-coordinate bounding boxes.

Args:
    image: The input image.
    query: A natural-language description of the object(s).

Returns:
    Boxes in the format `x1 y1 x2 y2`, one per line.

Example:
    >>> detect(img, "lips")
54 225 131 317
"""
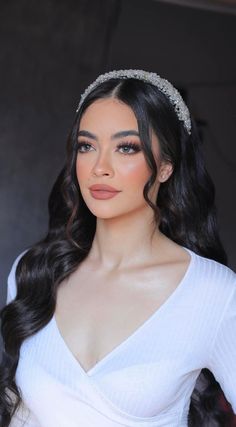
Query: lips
89 184 120 192
89 184 121 200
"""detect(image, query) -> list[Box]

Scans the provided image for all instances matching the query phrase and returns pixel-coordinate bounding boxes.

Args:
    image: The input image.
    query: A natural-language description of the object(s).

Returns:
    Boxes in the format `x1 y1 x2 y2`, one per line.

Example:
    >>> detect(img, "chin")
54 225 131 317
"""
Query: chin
84 204 125 220
88 209 120 220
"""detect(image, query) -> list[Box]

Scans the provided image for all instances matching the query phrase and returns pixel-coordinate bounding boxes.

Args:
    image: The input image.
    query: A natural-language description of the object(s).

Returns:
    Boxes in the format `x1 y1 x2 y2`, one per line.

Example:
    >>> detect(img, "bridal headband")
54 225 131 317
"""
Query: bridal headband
76 69 191 135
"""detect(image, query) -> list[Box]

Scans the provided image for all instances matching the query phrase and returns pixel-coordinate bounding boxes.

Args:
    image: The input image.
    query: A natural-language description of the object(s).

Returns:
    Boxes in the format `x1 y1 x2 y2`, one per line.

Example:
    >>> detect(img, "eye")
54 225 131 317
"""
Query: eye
76 141 142 154
117 142 141 155
77 141 94 153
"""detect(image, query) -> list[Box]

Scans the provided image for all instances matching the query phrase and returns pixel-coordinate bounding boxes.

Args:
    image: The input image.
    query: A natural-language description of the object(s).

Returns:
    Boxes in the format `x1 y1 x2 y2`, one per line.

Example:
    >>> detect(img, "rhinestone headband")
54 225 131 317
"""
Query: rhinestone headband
76 69 191 135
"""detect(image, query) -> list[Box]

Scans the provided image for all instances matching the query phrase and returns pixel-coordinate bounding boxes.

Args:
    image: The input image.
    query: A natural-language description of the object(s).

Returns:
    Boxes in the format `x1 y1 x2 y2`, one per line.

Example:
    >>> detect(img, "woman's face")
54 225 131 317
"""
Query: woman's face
76 97 172 220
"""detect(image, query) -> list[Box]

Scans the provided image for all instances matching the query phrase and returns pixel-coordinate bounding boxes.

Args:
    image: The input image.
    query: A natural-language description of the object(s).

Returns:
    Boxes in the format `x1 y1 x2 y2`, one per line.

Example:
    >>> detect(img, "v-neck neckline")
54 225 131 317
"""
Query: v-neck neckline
51 247 195 378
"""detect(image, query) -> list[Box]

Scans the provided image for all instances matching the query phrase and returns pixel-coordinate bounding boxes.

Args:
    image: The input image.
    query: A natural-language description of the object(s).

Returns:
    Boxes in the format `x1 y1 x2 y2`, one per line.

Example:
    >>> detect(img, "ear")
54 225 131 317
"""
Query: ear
158 161 173 183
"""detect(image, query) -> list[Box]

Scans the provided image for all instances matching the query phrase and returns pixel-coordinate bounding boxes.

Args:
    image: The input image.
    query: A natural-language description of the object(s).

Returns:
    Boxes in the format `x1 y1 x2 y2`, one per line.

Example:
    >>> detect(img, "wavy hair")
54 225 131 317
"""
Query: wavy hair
0 77 234 426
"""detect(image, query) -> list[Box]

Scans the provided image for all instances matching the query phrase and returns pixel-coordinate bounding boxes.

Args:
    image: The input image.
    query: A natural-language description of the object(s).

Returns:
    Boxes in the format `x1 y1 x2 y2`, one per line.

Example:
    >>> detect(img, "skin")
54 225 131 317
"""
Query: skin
76 97 173 269
55 97 191 373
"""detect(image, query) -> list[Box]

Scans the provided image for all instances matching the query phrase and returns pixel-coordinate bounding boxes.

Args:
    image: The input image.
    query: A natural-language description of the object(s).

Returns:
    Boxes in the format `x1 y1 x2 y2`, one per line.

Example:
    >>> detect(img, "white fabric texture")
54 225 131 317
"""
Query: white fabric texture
5 248 236 426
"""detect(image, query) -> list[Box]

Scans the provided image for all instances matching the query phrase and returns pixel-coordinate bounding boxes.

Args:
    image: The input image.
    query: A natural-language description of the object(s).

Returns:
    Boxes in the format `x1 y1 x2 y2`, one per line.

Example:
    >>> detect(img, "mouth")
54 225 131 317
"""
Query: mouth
89 184 119 192
89 189 120 200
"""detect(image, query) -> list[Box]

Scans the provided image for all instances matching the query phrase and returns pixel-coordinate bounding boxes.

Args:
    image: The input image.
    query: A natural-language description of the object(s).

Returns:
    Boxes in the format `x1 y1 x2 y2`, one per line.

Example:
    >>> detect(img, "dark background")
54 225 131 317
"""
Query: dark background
1 0 236 308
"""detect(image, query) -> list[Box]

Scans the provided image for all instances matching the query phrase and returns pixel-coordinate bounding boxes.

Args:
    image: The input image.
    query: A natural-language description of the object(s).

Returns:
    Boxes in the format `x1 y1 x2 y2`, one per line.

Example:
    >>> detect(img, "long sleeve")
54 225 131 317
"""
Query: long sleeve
6 252 40 427
206 285 236 414
9 402 41 427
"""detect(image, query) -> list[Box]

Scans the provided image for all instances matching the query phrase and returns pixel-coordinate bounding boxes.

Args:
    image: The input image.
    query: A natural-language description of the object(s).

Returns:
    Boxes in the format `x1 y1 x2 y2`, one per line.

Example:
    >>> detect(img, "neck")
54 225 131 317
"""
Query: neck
87 206 162 271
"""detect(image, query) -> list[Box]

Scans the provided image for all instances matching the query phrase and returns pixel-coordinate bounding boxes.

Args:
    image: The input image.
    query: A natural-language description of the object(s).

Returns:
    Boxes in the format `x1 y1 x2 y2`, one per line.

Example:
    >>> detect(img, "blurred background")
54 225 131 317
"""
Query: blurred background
0 0 236 424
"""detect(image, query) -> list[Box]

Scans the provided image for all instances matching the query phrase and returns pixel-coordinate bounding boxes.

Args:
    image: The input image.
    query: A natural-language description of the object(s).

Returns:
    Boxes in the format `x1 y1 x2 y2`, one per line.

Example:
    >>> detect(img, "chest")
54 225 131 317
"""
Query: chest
17 287 204 422
54 263 188 373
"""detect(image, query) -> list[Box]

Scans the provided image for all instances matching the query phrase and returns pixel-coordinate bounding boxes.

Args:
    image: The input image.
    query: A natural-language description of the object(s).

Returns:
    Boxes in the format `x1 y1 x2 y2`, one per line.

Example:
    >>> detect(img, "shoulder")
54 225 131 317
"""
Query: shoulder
188 248 236 306
6 249 30 304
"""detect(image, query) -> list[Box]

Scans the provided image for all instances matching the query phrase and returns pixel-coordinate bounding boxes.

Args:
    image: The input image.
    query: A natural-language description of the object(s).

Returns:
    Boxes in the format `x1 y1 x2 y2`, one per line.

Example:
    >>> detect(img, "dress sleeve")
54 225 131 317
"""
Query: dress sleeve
206 285 236 414
9 402 41 427
6 252 41 427
6 251 28 305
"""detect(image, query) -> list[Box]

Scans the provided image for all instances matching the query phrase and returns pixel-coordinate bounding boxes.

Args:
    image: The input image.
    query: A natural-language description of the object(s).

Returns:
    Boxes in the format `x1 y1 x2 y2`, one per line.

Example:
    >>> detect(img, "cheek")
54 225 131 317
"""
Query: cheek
76 156 91 183
120 158 151 189
123 158 160 203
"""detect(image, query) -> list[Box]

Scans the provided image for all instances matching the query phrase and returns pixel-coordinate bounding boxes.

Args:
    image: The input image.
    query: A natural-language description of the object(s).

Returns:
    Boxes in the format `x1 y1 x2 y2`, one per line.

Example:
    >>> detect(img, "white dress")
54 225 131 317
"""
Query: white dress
5 248 236 426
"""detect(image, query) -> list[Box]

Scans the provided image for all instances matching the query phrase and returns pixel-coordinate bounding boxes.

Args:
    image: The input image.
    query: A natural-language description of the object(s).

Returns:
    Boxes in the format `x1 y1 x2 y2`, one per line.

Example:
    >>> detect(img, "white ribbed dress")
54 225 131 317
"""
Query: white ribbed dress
5 248 236 427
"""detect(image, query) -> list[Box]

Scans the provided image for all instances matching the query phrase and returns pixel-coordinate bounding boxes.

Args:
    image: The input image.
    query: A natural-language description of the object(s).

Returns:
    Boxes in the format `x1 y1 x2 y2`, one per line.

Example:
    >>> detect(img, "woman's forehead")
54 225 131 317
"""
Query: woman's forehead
81 97 137 120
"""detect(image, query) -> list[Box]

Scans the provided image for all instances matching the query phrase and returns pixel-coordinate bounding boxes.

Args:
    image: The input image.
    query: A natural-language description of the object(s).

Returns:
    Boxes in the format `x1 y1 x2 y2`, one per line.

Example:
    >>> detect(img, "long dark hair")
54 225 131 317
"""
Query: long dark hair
0 77 233 426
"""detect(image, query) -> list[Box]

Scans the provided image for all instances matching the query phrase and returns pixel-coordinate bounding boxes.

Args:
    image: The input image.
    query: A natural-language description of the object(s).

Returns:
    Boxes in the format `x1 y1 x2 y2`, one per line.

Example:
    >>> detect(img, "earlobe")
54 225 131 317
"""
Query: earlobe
158 162 173 183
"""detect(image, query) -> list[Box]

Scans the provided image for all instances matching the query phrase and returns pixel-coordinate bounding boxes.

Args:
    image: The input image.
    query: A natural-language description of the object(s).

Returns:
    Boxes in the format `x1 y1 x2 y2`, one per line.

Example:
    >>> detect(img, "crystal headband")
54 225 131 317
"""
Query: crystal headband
76 69 191 135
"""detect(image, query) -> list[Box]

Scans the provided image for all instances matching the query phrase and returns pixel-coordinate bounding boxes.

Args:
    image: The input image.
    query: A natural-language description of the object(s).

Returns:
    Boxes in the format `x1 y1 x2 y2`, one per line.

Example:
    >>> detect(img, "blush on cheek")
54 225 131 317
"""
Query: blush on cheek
120 160 150 186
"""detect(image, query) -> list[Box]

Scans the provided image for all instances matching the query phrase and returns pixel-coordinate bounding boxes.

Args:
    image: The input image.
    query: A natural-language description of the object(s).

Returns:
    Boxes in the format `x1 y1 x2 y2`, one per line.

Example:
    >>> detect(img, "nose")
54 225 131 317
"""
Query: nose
92 150 114 177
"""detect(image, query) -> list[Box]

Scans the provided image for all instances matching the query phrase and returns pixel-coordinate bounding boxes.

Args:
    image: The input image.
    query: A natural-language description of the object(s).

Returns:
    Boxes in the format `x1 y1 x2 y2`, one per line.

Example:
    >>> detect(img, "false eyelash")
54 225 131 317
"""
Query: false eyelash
76 142 92 151
76 141 142 154
116 142 142 154
117 141 141 154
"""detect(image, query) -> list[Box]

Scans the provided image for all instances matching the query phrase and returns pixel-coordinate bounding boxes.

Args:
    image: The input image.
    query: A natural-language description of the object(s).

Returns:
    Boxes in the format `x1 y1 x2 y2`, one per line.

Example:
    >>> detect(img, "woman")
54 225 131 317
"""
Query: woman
0 69 235 426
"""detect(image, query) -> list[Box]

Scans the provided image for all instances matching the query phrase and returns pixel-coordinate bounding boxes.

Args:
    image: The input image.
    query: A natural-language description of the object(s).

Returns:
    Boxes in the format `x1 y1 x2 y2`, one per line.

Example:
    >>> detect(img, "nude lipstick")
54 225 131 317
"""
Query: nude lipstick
89 184 121 200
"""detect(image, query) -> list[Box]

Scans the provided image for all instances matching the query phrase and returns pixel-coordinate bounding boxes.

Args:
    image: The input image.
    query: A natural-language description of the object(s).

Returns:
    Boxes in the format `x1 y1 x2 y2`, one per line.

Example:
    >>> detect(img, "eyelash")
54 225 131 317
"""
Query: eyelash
76 141 141 155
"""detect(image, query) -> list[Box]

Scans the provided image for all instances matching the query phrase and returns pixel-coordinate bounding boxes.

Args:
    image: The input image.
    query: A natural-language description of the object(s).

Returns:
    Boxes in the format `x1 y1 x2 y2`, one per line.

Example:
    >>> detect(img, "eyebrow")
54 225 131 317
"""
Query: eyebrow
77 130 140 141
